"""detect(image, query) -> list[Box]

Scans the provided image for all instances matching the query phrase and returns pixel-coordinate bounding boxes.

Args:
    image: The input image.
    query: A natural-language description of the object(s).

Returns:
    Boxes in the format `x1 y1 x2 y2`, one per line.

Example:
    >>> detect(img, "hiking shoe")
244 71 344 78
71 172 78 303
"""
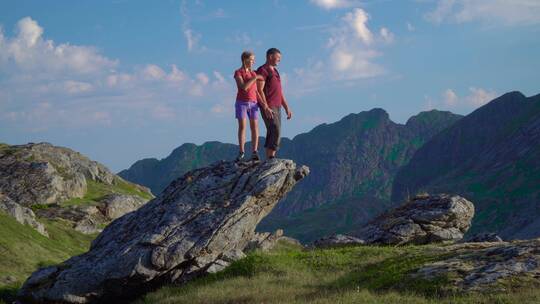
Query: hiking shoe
235 152 245 162
251 151 260 162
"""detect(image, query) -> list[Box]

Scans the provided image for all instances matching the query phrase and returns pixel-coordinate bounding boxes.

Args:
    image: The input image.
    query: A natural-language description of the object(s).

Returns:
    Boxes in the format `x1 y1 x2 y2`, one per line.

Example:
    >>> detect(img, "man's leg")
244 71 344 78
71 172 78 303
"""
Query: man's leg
262 107 281 159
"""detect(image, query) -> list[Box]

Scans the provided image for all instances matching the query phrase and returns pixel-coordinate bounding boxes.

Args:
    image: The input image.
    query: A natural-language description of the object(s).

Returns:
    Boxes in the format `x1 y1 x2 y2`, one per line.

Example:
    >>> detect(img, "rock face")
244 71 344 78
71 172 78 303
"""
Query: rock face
243 229 303 252
311 234 365 249
412 238 540 292
0 193 48 237
98 193 148 220
355 194 474 245
18 159 309 303
0 142 151 207
464 232 504 243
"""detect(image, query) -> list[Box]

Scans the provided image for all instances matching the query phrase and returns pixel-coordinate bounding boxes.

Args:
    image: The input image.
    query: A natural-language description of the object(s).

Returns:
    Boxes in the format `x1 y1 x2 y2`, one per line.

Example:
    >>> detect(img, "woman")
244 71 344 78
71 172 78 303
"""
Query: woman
233 51 263 161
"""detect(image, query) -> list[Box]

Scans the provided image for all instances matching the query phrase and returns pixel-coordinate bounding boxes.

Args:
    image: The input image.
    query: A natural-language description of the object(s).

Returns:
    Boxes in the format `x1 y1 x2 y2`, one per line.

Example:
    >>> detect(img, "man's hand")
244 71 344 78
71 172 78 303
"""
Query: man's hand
256 75 264 81
263 106 274 119
286 109 293 120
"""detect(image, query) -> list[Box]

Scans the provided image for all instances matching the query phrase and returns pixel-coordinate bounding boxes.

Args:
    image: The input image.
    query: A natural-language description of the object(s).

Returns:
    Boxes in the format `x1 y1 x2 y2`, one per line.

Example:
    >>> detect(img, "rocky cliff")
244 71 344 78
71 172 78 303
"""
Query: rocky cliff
19 159 309 303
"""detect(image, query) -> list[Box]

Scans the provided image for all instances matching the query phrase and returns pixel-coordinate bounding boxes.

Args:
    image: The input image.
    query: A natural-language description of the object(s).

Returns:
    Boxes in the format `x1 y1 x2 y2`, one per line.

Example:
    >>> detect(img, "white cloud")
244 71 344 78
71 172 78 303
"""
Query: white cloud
106 73 131 87
326 8 386 80
443 89 458 106
213 71 225 84
426 0 540 26
183 29 200 52
166 64 186 83
143 64 166 80
465 87 497 106
64 80 93 94
289 7 392 95
0 17 117 75
379 27 394 43
16 17 43 47
427 87 498 109
407 22 415 31
180 0 206 52
0 17 235 133
196 72 209 85
344 8 373 45
310 0 357 10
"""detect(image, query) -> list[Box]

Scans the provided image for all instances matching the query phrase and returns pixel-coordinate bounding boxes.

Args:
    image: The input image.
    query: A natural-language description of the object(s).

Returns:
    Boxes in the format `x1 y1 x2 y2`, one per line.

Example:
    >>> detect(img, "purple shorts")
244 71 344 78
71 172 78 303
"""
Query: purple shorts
235 100 259 120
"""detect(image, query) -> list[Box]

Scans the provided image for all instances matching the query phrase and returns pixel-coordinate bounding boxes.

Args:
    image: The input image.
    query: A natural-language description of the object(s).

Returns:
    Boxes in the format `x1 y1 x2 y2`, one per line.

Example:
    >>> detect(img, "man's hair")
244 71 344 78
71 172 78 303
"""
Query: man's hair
241 51 254 63
266 48 281 57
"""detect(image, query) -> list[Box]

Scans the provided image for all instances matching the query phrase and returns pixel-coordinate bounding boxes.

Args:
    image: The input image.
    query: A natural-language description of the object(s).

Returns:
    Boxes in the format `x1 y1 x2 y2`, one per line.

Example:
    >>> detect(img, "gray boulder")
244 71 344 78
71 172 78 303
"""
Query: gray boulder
0 192 48 237
245 229 284 252
18 159 309 303
356 194 474 245
98 193 148 220
412 238 540 292
311 234 365 248
464 232 504 243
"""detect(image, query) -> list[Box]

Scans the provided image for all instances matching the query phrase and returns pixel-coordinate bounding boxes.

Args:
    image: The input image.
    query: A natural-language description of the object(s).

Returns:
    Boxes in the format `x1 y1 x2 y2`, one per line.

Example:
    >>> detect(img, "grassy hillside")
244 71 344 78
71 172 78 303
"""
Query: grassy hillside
0 213 96 303
139 241 540 304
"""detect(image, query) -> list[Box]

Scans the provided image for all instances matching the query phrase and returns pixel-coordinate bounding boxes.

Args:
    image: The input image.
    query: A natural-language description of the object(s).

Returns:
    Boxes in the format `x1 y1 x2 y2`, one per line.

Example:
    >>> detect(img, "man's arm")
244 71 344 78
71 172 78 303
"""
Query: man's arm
281 94 292 120
257 80 273 119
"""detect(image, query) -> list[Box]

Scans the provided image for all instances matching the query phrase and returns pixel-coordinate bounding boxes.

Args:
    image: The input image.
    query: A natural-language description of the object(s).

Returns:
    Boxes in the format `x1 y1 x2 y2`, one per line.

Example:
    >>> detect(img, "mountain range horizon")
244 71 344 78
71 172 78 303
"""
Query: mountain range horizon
118 90 540 243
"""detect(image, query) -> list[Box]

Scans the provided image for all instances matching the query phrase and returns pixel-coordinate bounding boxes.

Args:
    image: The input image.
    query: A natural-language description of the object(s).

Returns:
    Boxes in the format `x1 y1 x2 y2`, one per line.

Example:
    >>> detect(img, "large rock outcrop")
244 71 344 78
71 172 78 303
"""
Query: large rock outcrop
18 159 309 303
0 142 152 207
0 143 150 207
0 192 48 237
0 142 153 235
355 194 474 245
412 238 540 292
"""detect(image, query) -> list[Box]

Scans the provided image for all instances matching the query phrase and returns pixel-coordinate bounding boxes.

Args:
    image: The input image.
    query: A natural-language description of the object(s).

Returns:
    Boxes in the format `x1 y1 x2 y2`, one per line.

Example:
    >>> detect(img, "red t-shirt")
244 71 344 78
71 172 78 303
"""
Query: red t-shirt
256 64 283 108
234 68 258 102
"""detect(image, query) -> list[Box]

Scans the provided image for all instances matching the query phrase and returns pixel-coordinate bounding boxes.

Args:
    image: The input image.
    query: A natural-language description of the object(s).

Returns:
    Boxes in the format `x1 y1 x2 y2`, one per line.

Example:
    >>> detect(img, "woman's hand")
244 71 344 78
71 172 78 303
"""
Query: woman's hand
256 74 264 81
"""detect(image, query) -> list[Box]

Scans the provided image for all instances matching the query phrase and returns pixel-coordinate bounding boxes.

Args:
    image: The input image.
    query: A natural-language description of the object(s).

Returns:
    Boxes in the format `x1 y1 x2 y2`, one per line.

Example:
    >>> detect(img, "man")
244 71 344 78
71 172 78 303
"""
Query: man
256 48 293 159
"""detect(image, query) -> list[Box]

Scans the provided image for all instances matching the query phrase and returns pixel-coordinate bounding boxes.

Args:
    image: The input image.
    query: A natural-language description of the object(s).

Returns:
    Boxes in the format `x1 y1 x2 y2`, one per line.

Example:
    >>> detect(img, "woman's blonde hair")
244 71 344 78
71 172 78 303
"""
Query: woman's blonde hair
241 51 254 65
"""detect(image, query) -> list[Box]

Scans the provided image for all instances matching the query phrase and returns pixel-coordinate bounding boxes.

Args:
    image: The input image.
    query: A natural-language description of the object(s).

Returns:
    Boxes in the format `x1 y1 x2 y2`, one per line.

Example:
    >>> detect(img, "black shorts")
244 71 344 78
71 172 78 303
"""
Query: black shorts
262 107 281 150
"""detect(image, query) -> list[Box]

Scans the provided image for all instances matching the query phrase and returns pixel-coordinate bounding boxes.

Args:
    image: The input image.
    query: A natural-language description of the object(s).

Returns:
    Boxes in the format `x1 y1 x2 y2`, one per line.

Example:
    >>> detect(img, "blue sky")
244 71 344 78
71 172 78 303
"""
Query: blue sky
1 0 539 172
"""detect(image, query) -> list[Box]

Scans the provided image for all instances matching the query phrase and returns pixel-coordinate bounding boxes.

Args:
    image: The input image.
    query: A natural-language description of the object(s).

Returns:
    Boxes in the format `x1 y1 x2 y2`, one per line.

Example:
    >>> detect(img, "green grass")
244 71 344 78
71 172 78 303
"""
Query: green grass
138 241 540 304
61 178 152 207
0 213 96 302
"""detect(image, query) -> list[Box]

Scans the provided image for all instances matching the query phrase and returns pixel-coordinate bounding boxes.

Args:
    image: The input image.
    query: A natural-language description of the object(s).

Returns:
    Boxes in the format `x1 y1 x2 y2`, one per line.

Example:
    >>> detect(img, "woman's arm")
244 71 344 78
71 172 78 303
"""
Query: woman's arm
234 74 259 92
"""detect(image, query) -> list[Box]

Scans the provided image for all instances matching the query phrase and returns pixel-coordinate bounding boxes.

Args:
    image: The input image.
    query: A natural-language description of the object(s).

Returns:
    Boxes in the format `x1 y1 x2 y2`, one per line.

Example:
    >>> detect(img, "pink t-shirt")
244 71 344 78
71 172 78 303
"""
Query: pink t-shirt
234 68 258 102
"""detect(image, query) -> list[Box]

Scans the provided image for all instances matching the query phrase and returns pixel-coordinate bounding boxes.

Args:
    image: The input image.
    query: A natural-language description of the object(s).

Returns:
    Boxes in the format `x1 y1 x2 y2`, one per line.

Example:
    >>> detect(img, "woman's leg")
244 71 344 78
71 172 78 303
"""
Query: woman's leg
249 118 259 152
237 118 247 153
